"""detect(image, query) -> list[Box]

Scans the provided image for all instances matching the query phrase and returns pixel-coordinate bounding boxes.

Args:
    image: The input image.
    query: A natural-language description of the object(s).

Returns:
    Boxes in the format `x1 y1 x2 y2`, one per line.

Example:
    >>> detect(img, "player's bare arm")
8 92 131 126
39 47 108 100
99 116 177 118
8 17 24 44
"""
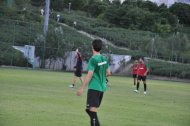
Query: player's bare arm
106 68 111 77
76 71 93 96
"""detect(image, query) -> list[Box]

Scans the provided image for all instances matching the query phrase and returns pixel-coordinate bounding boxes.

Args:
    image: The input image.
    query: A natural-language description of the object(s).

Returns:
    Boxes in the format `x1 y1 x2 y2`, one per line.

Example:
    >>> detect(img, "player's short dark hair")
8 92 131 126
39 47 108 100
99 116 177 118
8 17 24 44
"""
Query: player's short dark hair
77 47 81 52
92 39 102 52
139 57 144 61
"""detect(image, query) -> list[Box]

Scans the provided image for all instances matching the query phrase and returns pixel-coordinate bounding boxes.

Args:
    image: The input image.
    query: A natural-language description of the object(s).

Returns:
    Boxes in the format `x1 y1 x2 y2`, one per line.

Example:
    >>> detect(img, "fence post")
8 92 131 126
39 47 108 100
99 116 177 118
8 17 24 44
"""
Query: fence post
11 21 16 66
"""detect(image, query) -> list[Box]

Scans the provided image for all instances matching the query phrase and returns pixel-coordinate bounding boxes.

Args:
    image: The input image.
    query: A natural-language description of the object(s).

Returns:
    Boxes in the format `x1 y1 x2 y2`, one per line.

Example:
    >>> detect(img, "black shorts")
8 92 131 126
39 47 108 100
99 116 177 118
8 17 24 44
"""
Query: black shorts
74 68 82 77
133 74 137 78
137 76 147 81
86 89 104 109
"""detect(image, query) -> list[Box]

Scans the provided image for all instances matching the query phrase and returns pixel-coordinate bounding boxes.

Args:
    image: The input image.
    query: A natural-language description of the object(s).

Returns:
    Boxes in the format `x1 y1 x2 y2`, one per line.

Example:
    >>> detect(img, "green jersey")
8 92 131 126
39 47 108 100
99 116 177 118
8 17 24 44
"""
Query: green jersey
87 54 109 92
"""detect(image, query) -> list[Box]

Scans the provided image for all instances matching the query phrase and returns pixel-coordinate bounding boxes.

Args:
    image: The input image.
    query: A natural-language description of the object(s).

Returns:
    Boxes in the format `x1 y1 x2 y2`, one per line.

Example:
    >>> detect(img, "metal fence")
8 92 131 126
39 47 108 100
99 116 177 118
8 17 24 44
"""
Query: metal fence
0 18 190 80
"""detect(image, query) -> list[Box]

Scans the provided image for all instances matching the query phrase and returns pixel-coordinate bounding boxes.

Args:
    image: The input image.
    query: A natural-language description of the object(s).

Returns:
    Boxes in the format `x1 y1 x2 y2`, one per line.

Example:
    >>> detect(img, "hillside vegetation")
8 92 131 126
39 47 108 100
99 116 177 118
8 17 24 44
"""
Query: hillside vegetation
0 0 190 79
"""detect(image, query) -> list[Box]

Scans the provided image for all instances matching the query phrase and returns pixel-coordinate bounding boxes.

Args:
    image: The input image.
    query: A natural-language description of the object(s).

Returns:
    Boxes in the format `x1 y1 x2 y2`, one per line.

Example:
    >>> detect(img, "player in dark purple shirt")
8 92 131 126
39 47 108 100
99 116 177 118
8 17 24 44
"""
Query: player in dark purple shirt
69 48 84 88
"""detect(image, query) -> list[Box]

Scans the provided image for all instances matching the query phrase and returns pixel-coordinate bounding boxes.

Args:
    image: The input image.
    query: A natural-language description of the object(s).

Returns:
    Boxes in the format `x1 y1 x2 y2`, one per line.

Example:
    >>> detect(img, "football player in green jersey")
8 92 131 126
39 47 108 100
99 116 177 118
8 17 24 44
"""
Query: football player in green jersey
77 39 111 126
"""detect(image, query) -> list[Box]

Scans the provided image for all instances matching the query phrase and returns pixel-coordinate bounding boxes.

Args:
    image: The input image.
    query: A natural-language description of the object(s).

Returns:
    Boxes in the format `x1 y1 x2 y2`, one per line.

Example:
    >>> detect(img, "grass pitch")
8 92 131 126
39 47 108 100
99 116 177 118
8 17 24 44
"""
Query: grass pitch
0 68 190 126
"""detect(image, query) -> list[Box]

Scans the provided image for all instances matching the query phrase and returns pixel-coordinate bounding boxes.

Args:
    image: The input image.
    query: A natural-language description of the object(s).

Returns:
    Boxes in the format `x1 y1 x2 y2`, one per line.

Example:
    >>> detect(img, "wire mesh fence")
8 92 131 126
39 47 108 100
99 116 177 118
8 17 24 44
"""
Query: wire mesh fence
0 18 190 80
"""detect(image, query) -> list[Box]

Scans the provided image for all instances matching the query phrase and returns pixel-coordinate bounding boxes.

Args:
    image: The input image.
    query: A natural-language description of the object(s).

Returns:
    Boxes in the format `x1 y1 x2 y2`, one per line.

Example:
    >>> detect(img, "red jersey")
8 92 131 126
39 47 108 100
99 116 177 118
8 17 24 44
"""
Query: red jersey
137 63 147 76
133 64 138 75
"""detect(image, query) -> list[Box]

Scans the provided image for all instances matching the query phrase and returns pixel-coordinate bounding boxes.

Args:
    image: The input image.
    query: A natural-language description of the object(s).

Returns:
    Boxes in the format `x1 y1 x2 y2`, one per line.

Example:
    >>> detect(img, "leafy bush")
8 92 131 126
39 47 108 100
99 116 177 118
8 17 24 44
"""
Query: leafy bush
149 59 190 79
0 44 29 67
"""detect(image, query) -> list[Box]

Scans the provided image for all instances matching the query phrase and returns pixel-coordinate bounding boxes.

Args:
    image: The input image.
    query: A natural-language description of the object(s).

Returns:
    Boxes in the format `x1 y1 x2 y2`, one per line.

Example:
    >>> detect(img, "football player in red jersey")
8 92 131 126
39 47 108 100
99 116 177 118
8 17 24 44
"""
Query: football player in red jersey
134 57 149 95
132 60 139 86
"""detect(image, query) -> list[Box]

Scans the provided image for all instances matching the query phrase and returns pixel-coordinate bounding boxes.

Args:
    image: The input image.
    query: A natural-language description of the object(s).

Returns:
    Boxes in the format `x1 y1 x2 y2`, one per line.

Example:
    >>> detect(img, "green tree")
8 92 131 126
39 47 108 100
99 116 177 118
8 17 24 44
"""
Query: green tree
102 0 111 5
64 0 87 10
120 7 159 31
112 0 121 7
84 0 107 17
30 0 44 7
138 0 158 12
170 3 190 26
51 0 64 11
104 5 121 24
157 3 178 27
154 23 172 33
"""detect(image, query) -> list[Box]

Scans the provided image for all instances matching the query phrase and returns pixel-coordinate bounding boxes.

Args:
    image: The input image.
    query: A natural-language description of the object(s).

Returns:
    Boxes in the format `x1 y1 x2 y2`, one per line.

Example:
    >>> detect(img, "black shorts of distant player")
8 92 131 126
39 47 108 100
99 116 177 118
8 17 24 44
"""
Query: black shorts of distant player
74 68 82 77
133 74 137 78
137 76 147 82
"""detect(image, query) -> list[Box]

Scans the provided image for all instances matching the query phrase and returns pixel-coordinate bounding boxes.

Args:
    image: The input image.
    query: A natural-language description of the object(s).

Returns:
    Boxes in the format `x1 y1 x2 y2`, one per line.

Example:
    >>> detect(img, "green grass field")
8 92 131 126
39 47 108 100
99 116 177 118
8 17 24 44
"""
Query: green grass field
0 68 190 126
